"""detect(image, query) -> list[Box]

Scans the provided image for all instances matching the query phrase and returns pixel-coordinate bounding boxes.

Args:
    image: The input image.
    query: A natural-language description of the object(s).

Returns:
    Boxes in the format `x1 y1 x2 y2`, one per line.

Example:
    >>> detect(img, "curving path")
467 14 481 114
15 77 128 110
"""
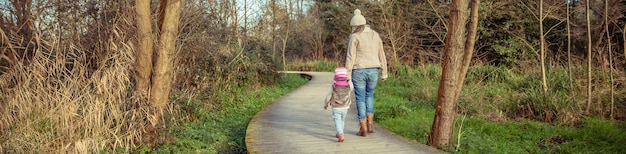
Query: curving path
245 71 446 154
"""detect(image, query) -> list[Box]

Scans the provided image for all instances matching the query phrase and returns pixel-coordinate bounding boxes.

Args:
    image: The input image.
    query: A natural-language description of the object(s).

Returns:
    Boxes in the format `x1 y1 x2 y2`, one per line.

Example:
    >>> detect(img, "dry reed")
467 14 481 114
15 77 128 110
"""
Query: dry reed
0 23 146 153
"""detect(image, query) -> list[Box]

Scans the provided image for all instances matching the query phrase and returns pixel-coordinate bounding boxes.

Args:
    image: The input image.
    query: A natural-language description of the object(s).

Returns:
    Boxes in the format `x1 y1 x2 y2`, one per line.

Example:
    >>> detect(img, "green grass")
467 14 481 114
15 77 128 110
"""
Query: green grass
153 74 308 153
371 64 626 153
450 117 626 153
375 64 439 144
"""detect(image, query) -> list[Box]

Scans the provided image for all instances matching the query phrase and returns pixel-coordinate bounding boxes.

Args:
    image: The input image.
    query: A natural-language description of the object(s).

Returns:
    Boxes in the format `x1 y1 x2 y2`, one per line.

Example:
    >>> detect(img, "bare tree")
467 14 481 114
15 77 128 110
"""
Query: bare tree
585 0 593 113
429 0 477 147
151 0 182 116
2 0 35 66
134 0 154 102
301 6 326 60
454 0 480 101
134 0 182 121
244 0 248 44
539 0 548 93
604 0 614 120
271 0 277 59
567 0 573 97
415 0 449 64
280 0 292 70
11 0 33 46
232 0 238 45
379 1 409 66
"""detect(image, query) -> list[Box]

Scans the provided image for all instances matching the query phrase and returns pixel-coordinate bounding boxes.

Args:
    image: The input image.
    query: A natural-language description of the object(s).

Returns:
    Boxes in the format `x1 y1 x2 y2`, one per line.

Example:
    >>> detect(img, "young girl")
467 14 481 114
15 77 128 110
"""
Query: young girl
324 67 352 142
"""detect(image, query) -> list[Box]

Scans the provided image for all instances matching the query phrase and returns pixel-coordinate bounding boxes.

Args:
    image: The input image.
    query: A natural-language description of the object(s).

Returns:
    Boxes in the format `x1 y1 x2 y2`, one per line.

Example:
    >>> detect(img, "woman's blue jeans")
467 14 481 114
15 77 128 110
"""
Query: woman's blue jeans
351 68 379 119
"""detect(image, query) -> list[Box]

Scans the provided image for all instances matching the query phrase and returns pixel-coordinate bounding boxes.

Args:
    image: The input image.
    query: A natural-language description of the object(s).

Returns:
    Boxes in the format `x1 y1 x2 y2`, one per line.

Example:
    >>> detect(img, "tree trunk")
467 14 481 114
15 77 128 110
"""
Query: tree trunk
244 0 248 44
604 0 614 120
232 0 238 41
10 0 34 62
271 0 277 59
151 0 182 117
585 0 592 113
281 0 292 70
12 0 33 45
454 0 479 101
134 0 154 102
429 0 469 147
540 0 548 93
158 0 167 32
567 1 573 97
0 10 3 28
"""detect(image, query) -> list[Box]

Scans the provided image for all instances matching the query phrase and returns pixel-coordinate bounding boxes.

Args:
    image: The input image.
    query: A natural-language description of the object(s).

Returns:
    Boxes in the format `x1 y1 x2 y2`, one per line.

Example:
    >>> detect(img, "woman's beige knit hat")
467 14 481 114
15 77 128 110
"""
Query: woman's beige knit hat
350 9 366 26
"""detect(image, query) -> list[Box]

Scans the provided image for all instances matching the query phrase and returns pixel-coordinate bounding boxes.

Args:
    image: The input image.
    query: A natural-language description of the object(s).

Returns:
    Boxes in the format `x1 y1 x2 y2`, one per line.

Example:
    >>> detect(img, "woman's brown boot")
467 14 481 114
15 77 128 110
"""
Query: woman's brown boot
356 119 367 137
366 113 374 133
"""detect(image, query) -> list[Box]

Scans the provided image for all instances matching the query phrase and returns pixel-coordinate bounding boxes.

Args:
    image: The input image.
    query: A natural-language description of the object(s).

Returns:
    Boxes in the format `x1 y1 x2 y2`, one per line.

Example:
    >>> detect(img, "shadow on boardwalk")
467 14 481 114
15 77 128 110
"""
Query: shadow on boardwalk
245 72 446 154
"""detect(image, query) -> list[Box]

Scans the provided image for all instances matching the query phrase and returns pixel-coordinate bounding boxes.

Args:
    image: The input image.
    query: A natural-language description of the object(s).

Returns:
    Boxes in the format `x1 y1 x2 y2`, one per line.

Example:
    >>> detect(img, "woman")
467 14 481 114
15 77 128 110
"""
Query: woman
345 9 388 137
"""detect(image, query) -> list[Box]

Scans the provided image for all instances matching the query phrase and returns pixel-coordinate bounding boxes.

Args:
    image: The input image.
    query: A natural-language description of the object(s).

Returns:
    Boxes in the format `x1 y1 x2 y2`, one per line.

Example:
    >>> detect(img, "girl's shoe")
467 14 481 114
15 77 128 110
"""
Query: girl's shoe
337 133 344 142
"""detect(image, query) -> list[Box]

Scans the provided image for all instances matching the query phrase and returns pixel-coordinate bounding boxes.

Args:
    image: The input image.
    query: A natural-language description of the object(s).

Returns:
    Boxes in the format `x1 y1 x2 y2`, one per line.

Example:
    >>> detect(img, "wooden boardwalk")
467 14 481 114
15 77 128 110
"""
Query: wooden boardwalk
245 72 446 154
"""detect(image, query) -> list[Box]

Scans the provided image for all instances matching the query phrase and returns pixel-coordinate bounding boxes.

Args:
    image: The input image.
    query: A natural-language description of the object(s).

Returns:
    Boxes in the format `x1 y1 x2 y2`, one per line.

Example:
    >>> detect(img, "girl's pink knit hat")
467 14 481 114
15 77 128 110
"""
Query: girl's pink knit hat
334 67 349 86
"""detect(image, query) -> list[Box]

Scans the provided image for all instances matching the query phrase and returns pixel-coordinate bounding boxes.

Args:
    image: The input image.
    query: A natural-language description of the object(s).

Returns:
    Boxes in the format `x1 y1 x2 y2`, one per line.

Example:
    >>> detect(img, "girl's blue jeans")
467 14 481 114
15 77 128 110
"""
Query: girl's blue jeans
332 108 348 134
351 68 379 119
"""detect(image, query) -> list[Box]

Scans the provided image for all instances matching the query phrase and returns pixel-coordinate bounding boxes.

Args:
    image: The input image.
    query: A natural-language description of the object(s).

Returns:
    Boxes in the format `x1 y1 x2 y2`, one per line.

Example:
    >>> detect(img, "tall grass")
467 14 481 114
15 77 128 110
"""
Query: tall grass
0 28 141 153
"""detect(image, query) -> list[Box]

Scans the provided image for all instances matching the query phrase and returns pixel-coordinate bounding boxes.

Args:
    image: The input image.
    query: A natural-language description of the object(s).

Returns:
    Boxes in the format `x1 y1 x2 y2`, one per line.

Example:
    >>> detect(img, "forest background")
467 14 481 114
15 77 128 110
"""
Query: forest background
1 0 625 153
